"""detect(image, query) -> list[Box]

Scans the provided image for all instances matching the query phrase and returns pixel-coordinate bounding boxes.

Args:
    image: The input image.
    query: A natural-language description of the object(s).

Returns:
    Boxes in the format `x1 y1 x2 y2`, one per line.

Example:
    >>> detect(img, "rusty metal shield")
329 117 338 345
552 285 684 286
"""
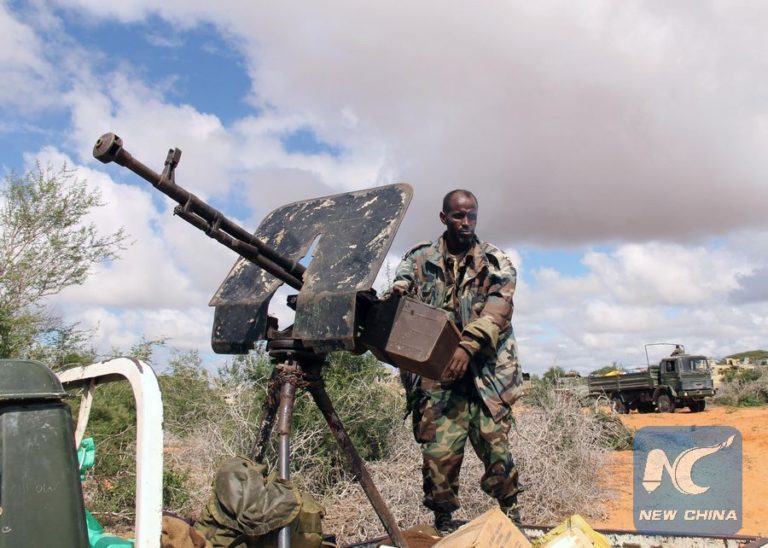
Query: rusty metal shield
210 184 412 353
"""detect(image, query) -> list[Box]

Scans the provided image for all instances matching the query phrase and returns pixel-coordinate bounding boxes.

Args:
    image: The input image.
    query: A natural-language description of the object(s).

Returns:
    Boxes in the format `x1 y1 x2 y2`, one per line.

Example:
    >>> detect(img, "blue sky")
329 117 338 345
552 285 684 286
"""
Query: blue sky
2 1 767 373
75 17 252 123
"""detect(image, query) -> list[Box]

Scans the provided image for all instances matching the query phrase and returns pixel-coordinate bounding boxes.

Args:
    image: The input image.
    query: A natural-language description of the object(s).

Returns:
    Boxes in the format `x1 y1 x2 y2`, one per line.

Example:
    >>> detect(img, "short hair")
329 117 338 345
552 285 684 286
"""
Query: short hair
442 189 478 213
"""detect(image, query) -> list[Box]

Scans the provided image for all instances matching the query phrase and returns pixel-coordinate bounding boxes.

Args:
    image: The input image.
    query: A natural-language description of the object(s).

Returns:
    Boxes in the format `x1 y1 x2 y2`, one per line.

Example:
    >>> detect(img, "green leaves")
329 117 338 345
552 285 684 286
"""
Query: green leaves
0 163 126 358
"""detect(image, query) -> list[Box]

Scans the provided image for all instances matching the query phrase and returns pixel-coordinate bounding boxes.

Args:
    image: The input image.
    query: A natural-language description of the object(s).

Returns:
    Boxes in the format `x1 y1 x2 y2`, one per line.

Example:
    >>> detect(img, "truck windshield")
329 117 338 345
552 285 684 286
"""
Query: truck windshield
681 358 709 372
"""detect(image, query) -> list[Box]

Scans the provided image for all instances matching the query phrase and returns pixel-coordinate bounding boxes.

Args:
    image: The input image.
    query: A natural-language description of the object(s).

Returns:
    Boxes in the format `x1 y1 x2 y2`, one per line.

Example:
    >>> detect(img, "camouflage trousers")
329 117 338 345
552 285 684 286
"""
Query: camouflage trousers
412 377 519 513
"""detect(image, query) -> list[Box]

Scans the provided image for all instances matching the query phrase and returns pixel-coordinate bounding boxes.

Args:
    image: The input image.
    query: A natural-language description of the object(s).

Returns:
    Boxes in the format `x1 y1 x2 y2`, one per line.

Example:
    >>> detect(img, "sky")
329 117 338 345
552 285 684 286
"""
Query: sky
1 0 767 374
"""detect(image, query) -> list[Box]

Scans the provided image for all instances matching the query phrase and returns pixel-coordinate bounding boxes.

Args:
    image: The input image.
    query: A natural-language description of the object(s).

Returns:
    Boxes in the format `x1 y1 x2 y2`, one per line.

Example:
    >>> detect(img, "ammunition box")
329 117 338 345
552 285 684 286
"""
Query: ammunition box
360 296 460 380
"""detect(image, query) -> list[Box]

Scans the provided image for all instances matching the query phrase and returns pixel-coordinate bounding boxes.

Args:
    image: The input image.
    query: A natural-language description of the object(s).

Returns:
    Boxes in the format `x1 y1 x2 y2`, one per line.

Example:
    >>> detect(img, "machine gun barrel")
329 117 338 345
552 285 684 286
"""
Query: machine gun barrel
92 132 305 290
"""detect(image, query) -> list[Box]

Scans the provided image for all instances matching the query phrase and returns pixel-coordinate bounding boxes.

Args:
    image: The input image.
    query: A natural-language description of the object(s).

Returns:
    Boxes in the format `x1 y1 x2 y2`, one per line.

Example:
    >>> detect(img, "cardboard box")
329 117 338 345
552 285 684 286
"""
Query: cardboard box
434 508 531 548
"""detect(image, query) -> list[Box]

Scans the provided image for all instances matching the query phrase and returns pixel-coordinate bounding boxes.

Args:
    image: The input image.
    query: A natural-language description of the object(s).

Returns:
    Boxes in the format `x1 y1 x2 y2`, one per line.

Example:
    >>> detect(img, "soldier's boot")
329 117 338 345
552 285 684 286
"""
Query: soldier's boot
499 497 523 527
434 511 455 535
499 479 525 526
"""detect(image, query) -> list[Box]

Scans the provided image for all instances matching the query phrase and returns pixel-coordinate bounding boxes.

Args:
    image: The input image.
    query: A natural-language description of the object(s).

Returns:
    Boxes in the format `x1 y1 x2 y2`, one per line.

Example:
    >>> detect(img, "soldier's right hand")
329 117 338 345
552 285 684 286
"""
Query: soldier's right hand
390 282 409 296
441 346 470 383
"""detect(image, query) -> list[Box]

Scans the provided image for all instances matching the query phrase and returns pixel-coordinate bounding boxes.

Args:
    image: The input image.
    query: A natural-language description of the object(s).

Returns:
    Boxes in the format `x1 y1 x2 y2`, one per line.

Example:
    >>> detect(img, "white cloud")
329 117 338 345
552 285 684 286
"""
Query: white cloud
5 1 768 373
515 236 767 373
582 243 750 306
64 305 214 353
46 0 768 248
0 3 55 111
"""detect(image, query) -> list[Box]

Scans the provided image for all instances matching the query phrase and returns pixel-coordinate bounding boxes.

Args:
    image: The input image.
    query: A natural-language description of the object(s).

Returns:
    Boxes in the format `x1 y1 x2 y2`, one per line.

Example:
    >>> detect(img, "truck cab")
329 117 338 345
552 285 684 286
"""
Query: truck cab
657 354 715 411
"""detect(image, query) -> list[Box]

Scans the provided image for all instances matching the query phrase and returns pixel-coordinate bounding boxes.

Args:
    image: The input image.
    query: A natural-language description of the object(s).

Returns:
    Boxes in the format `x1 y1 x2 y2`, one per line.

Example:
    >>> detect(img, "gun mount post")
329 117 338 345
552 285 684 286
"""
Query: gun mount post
262 343 409 548
251 369 281 463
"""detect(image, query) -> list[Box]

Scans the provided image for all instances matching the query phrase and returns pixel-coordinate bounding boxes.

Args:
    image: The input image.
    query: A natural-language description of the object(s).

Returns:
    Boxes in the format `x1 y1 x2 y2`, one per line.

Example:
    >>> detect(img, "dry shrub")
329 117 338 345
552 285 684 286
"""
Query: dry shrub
714 368 768 407
320 386 623 545
510 391 615 524
164 364 626 546
165 359 402 522
164 380 270 519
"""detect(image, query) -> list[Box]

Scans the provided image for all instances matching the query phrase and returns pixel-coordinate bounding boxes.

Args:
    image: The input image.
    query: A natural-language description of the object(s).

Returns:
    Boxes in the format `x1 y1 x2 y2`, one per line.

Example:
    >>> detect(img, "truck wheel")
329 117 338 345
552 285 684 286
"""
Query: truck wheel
689 400 706 413
656 394 675 413
637 402 654 414
611 396 629 414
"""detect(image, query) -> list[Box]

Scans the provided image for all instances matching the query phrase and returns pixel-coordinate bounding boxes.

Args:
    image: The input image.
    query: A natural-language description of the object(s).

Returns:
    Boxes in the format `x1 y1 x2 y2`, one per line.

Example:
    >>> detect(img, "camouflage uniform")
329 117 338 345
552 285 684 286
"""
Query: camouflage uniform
393 234 523 513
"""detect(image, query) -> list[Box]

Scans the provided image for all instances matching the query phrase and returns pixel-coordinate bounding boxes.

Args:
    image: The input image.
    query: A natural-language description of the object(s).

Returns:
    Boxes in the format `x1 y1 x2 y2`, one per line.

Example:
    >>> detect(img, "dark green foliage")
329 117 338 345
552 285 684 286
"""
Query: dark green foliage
0 308 35 359
76 346 206 525
736 394 763 407
734 368 761 383
27 322 97 371
720 367 739 384
78 347 402 525
542 366 566 385
232 351 402 492
0 164 126 358
163 466 190 511
160 350 215 436
77 382 138 521
321 351 400 461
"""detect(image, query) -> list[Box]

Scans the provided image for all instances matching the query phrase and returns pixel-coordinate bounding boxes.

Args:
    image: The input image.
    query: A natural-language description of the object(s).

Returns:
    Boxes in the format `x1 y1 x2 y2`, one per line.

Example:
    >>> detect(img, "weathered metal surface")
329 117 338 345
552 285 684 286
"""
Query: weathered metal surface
210 184 412 352
251 369 280 463
276 367 298 548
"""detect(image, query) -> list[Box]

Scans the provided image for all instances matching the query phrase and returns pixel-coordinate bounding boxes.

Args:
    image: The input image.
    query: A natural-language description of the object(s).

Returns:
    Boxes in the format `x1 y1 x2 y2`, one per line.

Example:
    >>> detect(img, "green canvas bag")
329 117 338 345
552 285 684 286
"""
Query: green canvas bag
194 456 326 548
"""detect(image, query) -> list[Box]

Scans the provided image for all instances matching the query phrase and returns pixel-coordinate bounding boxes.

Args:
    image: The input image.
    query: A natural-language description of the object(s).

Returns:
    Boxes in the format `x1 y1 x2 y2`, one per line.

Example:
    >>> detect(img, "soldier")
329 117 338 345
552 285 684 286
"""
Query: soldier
392 189 524 533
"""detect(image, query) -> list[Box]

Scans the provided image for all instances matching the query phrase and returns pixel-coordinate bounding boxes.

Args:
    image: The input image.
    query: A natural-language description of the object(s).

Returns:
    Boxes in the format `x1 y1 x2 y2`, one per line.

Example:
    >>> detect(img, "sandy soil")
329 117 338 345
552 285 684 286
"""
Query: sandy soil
591 405 767 536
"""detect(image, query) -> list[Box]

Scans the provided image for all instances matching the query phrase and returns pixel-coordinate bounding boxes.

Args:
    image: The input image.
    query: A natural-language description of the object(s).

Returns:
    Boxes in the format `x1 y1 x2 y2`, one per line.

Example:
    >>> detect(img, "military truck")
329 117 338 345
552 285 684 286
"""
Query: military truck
588 348 715 414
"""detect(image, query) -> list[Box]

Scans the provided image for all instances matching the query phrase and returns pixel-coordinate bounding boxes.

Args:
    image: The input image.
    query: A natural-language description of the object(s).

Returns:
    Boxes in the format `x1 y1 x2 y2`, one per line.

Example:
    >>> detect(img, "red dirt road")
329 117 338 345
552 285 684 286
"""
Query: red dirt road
592 405 767 536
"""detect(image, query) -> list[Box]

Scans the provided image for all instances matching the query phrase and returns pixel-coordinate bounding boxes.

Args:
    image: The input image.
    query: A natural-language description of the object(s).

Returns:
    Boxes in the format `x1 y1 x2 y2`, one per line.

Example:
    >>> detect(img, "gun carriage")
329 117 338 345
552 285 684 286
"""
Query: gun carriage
93 132 461 548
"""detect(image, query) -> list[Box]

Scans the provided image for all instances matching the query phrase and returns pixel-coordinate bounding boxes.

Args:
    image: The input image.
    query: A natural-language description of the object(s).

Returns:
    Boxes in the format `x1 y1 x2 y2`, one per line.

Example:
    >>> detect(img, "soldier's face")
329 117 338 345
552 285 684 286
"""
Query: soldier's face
440 193 478 248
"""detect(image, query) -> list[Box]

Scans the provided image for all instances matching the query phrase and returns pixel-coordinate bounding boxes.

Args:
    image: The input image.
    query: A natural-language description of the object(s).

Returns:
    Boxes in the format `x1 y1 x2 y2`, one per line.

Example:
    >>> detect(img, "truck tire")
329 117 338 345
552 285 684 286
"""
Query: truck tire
656 394 675 413
611 396 629 414
688 400 706 413
637 402 654 414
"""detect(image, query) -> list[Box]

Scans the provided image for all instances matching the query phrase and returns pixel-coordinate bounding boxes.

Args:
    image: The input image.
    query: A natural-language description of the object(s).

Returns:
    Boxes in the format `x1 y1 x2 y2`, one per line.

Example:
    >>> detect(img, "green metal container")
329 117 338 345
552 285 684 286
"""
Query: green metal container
0 359 88 547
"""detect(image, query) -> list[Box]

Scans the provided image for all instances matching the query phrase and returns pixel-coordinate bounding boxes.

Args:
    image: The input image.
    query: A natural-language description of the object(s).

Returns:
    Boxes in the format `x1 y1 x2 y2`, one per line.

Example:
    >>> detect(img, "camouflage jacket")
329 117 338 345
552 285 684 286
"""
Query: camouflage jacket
393 234 523 421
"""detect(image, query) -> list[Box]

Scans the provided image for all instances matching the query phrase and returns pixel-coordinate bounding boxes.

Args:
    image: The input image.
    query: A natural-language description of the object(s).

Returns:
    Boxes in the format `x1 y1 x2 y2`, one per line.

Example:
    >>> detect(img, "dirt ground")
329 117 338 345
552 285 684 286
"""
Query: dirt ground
591 404 767 536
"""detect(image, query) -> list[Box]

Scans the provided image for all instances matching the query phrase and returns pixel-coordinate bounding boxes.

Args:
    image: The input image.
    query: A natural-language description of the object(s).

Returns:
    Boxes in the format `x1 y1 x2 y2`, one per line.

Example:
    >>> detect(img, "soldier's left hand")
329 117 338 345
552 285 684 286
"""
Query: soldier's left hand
442 346 470 383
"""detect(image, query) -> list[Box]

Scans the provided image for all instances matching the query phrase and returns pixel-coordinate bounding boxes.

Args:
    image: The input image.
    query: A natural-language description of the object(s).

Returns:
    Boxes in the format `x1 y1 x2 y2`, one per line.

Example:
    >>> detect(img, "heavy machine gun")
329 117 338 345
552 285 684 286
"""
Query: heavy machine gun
93 132 460 547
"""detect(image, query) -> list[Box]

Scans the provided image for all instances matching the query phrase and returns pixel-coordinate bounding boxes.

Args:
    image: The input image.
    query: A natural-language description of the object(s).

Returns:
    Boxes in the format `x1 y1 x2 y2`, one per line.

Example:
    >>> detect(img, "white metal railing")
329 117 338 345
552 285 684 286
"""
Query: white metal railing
58 358 164 548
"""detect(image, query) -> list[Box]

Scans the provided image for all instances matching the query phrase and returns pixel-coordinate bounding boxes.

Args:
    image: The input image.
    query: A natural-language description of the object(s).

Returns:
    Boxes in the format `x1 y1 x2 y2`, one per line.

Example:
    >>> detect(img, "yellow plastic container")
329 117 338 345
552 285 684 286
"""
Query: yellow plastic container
534 514 610 548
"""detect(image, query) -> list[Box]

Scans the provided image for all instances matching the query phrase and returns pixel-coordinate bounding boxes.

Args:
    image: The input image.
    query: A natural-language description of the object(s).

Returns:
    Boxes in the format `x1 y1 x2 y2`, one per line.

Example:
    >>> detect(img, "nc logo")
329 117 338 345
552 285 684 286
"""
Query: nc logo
641 435 735 495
